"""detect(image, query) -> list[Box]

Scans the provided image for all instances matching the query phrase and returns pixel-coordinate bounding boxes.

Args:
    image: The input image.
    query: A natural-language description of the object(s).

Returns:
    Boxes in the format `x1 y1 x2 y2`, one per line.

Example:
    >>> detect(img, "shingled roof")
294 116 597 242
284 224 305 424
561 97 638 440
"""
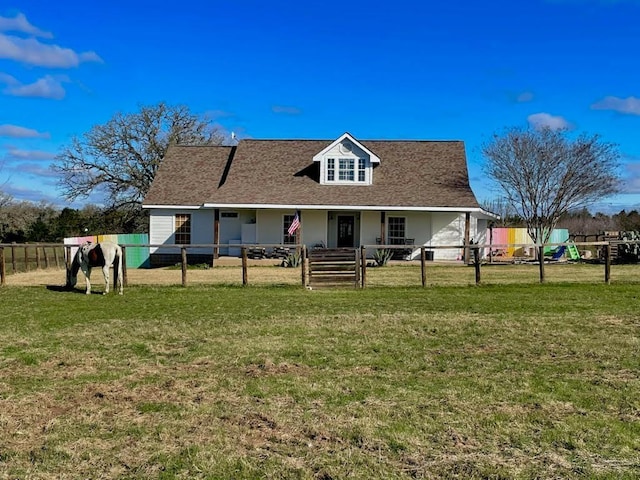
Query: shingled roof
143 138 481 210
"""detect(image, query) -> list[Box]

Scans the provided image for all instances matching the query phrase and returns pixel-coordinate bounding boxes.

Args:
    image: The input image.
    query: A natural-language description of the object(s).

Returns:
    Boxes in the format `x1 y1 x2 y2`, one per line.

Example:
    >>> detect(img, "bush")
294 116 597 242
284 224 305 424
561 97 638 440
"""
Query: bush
282 252 302 268
373 248 393 267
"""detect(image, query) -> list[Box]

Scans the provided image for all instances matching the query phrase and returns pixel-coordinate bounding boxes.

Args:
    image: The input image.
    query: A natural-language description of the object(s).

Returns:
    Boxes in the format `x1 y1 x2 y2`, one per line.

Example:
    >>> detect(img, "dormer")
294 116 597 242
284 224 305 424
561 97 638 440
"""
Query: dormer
313 132 380 185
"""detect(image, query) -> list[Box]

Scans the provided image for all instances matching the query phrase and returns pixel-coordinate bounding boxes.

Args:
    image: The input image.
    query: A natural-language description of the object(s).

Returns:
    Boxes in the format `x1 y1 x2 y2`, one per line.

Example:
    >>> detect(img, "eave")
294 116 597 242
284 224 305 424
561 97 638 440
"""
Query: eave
144 203 497 218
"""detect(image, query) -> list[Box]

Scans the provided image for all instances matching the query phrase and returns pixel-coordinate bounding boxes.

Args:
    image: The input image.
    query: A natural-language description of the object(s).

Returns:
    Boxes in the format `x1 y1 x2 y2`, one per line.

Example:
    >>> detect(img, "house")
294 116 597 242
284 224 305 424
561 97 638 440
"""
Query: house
142 132 494 265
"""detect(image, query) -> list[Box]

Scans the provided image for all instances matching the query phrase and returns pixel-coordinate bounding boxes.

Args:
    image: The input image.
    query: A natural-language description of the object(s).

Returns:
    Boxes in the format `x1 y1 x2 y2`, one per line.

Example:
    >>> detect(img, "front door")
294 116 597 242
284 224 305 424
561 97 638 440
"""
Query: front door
337 215 355 248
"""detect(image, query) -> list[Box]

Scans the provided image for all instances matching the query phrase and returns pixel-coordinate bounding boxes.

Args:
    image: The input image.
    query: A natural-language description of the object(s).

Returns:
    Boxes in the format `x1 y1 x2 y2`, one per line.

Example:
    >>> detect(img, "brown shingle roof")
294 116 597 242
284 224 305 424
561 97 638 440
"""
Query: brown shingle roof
143 139 480 209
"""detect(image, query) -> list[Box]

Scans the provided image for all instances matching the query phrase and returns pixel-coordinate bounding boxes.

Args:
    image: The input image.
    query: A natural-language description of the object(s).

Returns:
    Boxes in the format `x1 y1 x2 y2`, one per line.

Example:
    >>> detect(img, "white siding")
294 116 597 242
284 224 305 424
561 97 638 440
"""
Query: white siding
431 213 465 260
192 210 215 244
149 209 215 255
256 210 287 244
149 208 488 259
300 210 328 247
149 209 177 254
404 211 432 260
360 211 380 246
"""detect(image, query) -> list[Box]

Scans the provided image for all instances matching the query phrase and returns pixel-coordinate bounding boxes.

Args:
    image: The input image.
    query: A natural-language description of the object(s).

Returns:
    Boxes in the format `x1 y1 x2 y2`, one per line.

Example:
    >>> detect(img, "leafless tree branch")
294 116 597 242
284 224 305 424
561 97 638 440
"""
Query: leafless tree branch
51 102 225 207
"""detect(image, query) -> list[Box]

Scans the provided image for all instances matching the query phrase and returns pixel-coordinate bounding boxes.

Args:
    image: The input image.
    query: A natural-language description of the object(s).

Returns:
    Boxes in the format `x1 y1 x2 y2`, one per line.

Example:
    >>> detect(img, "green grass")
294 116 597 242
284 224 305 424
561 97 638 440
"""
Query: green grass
0 280 639 479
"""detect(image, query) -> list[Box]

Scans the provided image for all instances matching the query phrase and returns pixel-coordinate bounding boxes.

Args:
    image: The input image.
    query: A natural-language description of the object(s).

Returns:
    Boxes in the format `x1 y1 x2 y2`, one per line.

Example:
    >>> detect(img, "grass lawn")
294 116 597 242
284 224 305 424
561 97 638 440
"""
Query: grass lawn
0 278 639 478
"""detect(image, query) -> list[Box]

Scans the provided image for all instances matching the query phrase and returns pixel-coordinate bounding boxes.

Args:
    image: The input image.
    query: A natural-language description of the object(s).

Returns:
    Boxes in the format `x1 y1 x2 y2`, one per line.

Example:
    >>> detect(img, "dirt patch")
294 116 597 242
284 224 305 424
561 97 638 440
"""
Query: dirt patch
2 259 299 288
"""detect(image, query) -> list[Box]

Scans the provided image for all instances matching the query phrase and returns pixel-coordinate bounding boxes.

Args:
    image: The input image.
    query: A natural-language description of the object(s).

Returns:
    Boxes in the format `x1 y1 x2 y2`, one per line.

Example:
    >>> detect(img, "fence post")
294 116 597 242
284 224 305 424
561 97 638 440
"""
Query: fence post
474 246 481 285
361 246 367 288
604 243 611 284
43 246 49 269
301 245 307 287
11 243 17 273
35 244 41 269
24 245 29 272
0 247 5 287
181 247 188 287
121 245 128 287
241 247 248 286
354 247 361 288
421 247 426 287
53 247 59 269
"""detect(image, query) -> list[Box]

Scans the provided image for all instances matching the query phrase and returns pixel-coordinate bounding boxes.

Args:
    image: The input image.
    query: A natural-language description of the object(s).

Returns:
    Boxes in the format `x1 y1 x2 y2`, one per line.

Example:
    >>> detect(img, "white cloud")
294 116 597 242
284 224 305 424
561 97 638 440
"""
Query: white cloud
591 96 640 115
4 147 56 161
620 158 640 194
0 13 52 38
516 91 534 102
272 105 302 115
1 74 68 99
0 33 102 68
527 112 571 130
0 124 50 138
0 72 19 86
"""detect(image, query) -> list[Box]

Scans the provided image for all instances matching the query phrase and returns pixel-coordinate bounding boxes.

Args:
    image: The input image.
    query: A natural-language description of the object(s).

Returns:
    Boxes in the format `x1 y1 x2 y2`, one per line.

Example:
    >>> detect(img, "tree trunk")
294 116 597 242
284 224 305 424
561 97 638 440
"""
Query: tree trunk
538 245 545 283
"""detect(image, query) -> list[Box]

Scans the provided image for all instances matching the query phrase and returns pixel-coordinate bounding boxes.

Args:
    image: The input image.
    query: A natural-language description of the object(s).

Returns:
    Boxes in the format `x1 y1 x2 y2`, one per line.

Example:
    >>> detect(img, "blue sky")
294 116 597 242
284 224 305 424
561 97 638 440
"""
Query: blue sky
1 0 639 212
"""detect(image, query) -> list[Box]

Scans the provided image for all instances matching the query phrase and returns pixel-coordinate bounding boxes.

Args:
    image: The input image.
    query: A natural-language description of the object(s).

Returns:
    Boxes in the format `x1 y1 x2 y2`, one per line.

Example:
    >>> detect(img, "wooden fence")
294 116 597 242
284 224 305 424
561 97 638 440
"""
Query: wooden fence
1 241 639 288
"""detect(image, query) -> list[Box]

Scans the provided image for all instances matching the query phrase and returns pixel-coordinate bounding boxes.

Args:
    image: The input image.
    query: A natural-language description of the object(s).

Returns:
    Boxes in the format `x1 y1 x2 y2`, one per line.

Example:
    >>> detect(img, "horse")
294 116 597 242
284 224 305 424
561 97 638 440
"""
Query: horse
67 241 124 295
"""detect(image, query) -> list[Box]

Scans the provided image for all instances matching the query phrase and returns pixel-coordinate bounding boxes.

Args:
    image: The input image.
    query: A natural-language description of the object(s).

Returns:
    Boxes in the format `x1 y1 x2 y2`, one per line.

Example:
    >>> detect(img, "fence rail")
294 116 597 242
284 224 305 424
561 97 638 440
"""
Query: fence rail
2 240 640 288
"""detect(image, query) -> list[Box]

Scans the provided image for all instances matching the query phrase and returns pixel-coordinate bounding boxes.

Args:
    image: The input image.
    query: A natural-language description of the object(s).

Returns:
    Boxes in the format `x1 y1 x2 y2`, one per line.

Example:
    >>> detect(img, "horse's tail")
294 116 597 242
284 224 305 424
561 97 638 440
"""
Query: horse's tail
114 244 123 292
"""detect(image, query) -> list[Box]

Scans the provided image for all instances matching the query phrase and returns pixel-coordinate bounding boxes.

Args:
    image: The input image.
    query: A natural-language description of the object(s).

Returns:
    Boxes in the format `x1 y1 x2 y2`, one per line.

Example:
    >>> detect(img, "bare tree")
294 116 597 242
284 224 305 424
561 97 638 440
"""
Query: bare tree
480 197 524 227
482 127 620 281
52 102 225 209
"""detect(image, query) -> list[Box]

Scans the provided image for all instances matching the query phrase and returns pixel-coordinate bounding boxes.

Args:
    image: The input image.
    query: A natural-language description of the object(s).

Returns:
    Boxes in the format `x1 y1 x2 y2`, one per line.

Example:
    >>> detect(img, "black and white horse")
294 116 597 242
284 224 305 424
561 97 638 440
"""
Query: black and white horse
67 241 123 295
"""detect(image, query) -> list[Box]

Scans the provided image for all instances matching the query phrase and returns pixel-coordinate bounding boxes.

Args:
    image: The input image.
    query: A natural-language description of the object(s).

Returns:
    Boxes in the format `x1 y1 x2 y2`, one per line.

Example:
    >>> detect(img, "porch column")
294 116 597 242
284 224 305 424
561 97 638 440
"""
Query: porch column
297 210 302 246
213 209 220 260
464 212 471 265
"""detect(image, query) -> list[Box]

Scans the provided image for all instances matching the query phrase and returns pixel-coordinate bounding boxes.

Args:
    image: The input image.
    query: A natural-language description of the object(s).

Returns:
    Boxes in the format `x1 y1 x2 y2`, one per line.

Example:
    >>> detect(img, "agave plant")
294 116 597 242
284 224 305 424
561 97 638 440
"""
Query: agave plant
282 251 302 268
373 248 393 267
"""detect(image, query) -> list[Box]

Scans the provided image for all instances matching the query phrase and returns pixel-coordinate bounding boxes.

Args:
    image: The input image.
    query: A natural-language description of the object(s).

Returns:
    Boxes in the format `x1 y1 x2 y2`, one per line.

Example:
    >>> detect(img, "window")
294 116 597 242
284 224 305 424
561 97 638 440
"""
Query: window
388 217 406 245
175 214 191 244
325 157 367 183
283 214 297 245
327 158 335 181
338 158 355 181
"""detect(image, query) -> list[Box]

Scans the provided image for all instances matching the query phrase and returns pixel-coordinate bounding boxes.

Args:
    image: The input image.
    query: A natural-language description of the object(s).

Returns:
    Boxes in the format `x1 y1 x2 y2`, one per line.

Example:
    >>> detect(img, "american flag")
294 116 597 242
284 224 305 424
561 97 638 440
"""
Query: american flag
287 211 300 235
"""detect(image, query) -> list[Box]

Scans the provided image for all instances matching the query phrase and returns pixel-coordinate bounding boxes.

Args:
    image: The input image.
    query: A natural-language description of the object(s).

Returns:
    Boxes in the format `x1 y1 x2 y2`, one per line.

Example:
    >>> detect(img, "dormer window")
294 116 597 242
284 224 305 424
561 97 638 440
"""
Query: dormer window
326 157 365 182
339 158 353 181
313 133 380 186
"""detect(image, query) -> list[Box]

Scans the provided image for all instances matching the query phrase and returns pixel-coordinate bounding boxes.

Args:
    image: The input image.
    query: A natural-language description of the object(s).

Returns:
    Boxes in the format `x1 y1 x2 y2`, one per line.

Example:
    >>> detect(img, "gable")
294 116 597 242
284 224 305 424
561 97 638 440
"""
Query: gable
312 133 380 186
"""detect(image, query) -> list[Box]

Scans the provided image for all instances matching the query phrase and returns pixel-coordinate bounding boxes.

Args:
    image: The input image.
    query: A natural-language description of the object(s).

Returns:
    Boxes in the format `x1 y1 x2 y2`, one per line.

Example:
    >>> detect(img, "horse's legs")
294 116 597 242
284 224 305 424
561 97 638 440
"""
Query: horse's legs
82 266 92 294
103 265 110 295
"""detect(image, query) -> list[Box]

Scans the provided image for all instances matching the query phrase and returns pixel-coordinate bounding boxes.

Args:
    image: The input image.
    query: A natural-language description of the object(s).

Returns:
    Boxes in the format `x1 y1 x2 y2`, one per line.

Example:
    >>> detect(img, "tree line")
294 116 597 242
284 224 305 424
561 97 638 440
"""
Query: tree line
0 201 148 243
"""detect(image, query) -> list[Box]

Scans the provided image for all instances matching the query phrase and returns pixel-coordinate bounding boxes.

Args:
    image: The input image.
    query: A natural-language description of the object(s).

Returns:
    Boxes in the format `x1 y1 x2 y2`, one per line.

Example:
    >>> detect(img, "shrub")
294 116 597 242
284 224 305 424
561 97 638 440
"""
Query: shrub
282 251 302 268
373 248 393 267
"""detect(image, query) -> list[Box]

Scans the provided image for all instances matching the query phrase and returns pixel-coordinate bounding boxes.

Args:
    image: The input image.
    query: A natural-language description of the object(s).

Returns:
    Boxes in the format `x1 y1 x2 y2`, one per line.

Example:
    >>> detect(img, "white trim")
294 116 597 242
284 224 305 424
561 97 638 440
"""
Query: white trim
200 203 496 215
312 132 380 164
145 203 498 219
143 204 202 209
